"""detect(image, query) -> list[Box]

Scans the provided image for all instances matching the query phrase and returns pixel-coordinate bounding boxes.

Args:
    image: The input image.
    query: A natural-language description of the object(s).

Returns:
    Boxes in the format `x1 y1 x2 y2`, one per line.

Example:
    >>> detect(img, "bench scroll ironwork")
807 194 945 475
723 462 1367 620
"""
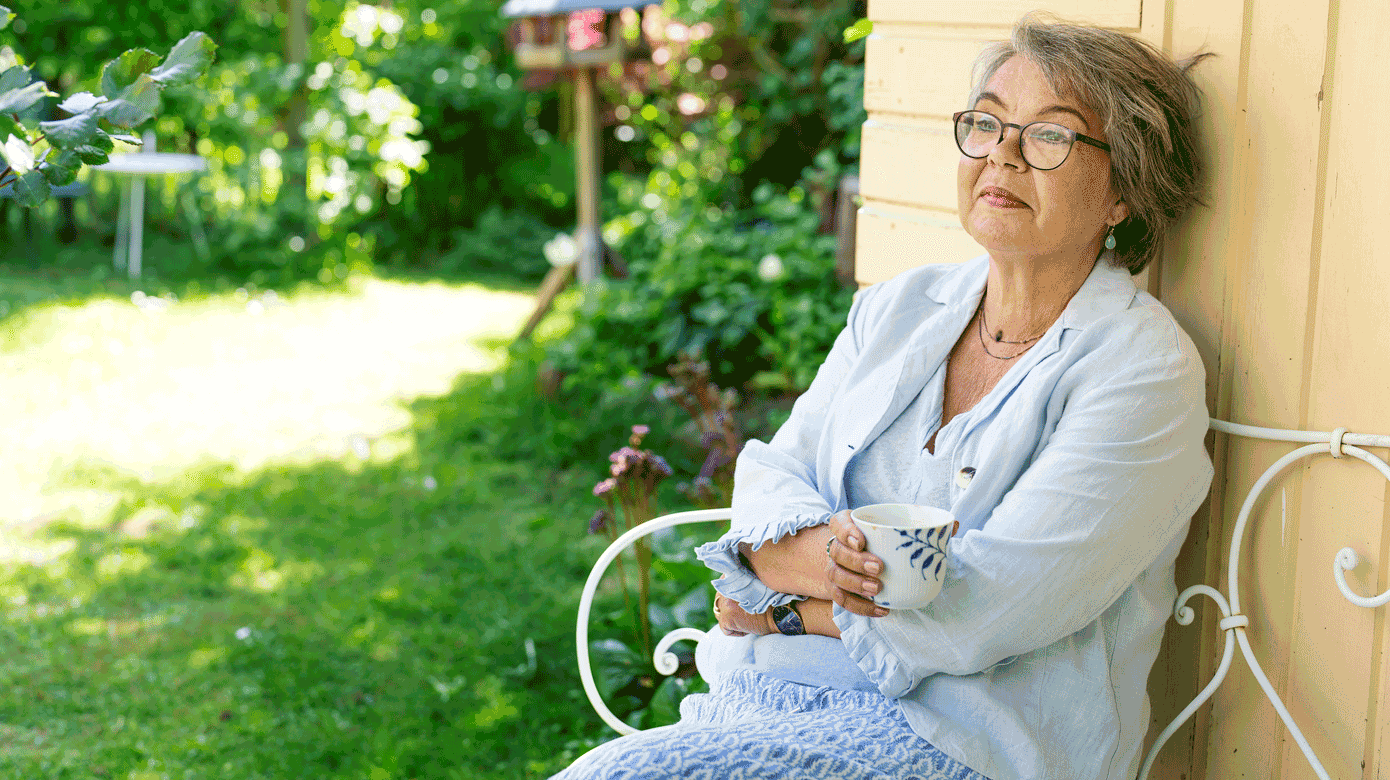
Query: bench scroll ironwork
576 419 1390 778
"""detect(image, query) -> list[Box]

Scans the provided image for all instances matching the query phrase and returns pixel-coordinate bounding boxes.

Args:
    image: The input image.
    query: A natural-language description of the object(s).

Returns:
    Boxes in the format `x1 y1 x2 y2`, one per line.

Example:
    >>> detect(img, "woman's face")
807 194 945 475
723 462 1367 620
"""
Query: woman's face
957 56 1127 265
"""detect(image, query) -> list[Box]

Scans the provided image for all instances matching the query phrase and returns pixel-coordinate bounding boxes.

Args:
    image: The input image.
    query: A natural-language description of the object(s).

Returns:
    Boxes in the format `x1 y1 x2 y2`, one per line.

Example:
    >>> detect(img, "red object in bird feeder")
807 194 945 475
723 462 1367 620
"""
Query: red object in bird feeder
501 0 656 289
503 0 652 70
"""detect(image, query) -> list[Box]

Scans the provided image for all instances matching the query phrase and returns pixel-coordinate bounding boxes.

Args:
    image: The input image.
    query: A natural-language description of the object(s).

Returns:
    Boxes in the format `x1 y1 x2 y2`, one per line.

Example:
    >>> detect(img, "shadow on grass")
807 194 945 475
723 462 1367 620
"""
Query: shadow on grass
0 367 628 780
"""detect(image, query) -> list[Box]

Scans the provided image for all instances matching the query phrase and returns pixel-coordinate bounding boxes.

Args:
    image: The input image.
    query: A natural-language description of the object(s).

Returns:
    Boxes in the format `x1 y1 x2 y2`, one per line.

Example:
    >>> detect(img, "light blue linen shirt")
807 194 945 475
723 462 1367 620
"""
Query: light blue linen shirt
694 254 1214 780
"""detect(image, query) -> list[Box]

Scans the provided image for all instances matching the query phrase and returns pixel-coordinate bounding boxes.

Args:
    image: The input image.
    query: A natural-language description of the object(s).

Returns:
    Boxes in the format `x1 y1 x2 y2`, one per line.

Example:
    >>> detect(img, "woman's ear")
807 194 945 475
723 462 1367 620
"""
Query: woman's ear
1108 198 1130 227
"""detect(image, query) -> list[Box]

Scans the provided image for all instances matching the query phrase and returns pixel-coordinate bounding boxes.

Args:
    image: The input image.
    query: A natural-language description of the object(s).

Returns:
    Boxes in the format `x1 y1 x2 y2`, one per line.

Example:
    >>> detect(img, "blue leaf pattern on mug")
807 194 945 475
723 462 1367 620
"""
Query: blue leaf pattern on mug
893 524 950 583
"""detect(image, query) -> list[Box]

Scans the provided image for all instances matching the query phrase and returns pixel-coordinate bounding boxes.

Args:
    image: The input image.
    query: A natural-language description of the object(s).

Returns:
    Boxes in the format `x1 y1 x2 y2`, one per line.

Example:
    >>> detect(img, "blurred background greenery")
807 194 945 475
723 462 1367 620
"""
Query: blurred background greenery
1 0 867 776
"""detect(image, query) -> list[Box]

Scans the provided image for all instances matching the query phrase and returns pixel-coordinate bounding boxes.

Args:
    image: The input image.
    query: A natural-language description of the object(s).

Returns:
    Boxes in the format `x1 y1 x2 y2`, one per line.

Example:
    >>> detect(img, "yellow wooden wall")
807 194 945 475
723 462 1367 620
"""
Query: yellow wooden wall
857 2 1390 779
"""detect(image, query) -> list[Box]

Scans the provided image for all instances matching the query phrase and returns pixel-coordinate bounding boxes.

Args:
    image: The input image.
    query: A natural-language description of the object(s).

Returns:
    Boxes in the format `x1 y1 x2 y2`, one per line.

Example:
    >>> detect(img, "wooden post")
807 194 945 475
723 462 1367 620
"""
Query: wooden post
284 0 308 143
835 175 860 288
283 0 310 239
516 262 576 341
573 66 602 284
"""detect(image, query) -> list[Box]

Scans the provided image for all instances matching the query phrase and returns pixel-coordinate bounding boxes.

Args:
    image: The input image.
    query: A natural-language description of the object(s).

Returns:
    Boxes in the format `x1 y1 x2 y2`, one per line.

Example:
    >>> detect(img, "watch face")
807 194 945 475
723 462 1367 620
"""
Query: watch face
773 604 806 636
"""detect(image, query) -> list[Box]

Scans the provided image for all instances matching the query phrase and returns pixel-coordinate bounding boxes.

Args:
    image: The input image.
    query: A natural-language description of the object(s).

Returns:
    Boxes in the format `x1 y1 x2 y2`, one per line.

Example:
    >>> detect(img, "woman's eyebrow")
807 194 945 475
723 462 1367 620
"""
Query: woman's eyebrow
975 92 1093 131
976 91 1007 109
1037 105 1091 130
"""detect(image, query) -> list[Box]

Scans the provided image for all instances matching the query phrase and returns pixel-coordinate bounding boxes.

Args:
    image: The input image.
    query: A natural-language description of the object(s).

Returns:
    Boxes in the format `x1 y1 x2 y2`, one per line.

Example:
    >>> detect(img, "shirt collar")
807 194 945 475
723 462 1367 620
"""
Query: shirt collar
923 251 1137 332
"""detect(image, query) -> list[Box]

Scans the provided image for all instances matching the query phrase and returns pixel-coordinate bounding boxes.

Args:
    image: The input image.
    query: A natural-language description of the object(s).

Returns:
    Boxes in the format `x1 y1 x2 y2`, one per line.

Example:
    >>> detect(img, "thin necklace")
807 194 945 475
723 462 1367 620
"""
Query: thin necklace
973 296 1045 361
976 309 1035 360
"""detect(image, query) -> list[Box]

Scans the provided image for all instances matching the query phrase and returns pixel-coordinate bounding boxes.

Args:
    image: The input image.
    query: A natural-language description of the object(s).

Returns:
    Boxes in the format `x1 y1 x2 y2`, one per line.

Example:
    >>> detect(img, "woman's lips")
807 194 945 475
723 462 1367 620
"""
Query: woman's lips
978 186 1028 209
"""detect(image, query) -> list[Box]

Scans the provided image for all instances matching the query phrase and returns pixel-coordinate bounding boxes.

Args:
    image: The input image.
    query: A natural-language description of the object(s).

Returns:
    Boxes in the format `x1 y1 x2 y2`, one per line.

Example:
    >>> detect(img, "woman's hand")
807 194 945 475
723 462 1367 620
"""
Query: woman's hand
737 511 889 618
824 510 890 618
713 593 776 637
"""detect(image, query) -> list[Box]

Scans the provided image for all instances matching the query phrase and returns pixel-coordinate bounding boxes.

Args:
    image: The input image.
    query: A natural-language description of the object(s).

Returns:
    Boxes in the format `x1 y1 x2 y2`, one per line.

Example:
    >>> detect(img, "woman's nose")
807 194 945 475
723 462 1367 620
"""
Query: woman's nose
986 127 1028 170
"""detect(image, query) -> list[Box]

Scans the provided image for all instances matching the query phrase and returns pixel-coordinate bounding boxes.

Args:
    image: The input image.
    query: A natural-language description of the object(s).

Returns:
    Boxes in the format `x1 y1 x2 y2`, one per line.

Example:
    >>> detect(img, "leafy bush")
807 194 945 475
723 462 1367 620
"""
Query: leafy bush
0 7 215 206
550 177 853 393
436 204 557 281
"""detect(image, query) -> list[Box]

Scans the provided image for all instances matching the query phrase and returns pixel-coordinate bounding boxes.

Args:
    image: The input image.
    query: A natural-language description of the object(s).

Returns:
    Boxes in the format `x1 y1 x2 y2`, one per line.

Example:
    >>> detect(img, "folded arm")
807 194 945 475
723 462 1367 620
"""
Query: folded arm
695 284 885 613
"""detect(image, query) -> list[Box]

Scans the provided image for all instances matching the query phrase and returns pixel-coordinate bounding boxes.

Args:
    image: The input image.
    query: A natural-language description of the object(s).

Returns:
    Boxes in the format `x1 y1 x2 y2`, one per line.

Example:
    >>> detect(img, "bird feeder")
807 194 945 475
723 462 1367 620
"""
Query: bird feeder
502 0 654 291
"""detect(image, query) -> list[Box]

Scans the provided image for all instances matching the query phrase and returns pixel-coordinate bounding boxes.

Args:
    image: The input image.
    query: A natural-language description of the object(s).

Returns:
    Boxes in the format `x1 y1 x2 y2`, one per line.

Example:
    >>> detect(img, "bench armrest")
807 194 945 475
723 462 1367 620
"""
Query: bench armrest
577 507 732 735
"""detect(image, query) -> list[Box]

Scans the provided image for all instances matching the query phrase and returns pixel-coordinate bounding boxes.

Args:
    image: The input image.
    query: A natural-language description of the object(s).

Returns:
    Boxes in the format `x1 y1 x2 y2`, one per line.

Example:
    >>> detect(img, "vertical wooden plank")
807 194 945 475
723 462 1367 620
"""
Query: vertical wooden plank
1287 0 1390 776
1161 0 1260 778
1373 494 1390 779
1221 7 1333 775
1137 4 1207 778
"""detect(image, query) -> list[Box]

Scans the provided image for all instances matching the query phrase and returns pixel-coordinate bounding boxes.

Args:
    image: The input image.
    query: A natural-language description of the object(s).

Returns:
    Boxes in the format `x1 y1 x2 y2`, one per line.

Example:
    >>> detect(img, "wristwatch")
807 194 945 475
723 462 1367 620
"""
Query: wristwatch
771 602 806 636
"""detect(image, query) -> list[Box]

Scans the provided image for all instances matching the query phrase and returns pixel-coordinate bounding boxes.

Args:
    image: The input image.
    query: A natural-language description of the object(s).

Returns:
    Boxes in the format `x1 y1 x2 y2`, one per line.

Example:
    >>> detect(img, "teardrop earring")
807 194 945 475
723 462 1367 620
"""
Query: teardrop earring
1104 226 1117 251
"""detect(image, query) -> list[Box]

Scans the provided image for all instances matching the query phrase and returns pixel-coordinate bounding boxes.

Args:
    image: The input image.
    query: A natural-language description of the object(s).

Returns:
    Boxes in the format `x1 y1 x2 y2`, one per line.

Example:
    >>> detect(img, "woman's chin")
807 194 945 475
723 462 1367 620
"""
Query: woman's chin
966 228 1032 258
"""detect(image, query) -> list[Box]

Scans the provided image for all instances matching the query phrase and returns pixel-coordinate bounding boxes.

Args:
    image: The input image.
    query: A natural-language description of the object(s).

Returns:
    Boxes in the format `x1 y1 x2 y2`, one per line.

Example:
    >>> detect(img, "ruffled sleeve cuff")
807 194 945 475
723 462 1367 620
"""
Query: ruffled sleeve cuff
833 604 914 699
694 511 831 614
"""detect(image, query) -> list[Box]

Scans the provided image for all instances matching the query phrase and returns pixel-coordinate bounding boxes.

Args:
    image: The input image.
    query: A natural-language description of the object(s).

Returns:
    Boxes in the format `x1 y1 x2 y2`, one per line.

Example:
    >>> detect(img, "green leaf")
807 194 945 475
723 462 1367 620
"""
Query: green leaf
0 133 34 174
96 75 161 128
149 32 217 87
88 131 115 154
14 169 50 207
40 112 100 149
0 65 30 93
0 7 11 31
0 112 21 140
59 91 103 114
40 157 78 187
0 81 50 114
843 18 873 44
75 137 111 166
646 675 702 729
588 638 644 700
100 48 160 100
109 134 142 146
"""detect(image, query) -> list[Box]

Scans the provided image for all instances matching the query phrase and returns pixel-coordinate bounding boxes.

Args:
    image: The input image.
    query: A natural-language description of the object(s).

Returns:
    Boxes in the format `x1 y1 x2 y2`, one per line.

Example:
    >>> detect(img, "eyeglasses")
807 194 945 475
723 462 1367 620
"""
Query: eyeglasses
953 110 1111 171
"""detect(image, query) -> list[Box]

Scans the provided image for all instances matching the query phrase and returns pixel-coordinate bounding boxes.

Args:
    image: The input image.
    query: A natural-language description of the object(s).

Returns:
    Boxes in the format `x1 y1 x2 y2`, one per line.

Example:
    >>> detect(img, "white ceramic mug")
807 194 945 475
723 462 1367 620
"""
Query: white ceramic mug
849 503 958 610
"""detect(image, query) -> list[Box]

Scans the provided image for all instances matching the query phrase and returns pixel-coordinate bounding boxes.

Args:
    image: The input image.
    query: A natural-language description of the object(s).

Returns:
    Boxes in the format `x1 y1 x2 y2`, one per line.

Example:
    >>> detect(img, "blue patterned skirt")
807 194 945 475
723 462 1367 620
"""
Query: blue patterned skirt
552 669 989 780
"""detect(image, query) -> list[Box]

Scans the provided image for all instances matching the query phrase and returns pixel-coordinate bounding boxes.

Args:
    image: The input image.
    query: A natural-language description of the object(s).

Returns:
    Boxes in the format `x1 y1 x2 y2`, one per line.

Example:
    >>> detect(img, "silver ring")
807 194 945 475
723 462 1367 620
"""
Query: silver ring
826 536 836 559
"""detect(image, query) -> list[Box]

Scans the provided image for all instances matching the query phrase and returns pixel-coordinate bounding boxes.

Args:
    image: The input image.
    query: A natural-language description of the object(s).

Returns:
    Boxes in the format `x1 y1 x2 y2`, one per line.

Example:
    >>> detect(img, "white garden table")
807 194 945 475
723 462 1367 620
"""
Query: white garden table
93 148 207 279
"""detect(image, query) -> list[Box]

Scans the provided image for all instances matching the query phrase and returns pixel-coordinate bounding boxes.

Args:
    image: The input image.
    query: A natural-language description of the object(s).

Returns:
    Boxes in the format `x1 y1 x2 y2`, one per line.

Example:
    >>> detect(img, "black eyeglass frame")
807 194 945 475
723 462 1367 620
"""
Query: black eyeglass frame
952 109 1111 171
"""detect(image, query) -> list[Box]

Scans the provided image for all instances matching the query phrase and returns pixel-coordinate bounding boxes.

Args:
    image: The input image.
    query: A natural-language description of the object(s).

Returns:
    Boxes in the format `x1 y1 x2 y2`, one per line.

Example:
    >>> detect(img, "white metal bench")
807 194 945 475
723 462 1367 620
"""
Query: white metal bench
576 418 1390 779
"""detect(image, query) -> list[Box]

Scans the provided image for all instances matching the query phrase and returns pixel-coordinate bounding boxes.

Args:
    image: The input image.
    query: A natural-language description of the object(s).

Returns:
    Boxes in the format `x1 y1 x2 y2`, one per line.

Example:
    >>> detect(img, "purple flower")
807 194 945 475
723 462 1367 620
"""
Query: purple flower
593 478 617 497
609 446 643 477
648 454 673 478
631 424 649 436
588 509 611 535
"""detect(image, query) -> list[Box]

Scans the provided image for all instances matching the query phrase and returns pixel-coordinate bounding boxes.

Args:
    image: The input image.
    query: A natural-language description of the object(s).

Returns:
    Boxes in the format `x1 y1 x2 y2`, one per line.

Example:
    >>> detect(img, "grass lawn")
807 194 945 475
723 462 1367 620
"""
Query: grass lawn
0 257 622 779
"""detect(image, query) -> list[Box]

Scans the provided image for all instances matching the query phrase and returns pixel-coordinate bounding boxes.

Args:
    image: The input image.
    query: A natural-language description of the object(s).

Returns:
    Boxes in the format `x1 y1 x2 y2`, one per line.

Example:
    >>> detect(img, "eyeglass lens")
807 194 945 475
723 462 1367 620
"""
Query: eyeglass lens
955 110 1076 170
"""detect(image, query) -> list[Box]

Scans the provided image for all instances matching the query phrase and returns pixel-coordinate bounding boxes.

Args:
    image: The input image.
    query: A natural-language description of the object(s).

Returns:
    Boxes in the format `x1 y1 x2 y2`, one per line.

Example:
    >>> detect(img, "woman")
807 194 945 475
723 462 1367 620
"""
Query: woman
555 16 1213 780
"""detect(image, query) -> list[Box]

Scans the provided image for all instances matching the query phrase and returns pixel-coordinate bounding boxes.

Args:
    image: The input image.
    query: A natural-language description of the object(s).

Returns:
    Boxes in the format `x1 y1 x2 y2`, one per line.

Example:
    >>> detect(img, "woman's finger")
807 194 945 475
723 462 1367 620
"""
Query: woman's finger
827 511 885 581
831 584 889 618
828 560 882 601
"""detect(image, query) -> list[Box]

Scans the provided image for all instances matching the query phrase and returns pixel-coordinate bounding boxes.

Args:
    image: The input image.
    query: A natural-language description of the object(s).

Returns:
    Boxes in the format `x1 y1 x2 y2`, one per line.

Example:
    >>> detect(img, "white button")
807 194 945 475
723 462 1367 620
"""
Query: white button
955 467 976 489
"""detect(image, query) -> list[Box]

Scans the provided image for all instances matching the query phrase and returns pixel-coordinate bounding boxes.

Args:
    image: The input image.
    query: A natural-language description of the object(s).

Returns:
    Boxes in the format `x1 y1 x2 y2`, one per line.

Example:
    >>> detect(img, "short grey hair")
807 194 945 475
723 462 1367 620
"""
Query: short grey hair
969 14 1213 274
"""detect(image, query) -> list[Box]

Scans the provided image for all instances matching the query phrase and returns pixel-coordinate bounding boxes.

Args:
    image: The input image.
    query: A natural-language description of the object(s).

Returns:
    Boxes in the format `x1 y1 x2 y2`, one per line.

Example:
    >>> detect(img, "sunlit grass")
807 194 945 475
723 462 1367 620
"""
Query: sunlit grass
0 273 534 561
0 264 610 779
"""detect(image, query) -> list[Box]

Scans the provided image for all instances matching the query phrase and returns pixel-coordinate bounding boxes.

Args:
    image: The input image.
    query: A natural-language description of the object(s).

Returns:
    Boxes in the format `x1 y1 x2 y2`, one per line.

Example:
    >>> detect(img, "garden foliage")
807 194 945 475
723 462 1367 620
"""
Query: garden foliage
542 0 864 402
0 6 215 206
